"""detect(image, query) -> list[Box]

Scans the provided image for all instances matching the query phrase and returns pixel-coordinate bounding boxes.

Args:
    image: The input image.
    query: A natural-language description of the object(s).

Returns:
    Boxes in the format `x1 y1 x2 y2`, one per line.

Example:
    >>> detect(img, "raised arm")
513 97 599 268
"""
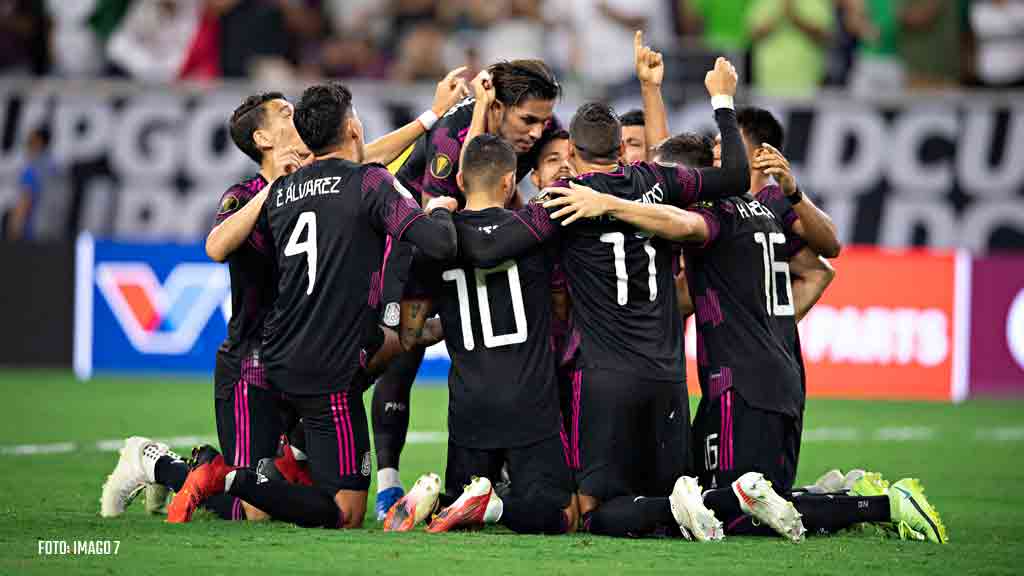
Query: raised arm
790 246 836 322
664 58 749 206
543 182 709 243
364 67 469 165
753 143 841 258
458 71 496 175
635 31 669 155
457 202 556 269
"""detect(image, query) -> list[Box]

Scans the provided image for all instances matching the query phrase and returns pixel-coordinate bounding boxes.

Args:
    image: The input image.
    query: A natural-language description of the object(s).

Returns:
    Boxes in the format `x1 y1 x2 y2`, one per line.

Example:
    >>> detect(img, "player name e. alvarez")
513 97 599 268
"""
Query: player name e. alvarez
275 176 344 207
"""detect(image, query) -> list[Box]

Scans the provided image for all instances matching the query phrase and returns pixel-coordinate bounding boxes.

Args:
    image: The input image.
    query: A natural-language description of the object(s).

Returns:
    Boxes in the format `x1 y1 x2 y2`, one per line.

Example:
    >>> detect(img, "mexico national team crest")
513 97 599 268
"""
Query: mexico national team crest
361 452 372 477
430 153 453 179
383 302 401 327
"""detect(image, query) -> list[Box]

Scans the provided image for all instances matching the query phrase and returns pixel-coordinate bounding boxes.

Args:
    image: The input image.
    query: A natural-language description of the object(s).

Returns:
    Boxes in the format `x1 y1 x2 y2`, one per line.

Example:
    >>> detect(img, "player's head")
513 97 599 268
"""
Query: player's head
568 102 623 170
486 59 560 154
653 133 714 169
294 83 365 162
530 129 573 189
230 92 302 165
458 134 517 205
713 106 784 168
619 109 647 164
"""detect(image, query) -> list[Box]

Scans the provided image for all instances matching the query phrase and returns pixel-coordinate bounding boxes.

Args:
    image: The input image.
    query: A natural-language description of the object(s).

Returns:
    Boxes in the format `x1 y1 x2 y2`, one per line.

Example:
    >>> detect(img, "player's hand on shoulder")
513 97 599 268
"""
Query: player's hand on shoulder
432 66 470 117
634 30 664 87
705 57 738 98
542 182 611 226
426 195 458 214
752 143 797 196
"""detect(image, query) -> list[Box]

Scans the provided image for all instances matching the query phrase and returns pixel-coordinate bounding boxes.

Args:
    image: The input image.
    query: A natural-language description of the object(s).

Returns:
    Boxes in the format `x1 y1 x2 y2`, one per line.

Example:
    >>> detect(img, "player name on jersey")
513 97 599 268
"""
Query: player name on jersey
274 176 345 207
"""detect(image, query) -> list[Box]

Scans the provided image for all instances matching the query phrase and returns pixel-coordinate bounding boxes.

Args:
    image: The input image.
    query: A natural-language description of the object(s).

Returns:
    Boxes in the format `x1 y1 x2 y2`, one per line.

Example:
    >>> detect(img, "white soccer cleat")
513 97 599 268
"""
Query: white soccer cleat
383 473 442 532
669 476 723 542
807 469 845 494
100 436 178 518
842 469 867 492
732 472 806 543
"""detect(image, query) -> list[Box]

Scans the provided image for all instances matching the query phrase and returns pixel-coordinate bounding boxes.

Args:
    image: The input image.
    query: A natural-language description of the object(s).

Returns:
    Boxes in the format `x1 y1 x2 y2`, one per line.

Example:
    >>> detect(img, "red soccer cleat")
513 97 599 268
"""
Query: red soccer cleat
166 453 235 523
274 441 313 486
426 477 498 533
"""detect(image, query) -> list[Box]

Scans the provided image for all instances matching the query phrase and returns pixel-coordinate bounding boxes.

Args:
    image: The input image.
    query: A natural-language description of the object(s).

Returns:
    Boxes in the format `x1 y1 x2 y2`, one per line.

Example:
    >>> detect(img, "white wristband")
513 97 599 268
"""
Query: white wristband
417 110 439 131
711 95 735 111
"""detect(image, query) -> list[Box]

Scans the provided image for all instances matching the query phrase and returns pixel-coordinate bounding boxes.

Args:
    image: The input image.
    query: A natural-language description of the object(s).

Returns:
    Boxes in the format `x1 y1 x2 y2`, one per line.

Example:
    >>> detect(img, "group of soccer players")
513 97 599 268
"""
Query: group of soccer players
100 30 947 544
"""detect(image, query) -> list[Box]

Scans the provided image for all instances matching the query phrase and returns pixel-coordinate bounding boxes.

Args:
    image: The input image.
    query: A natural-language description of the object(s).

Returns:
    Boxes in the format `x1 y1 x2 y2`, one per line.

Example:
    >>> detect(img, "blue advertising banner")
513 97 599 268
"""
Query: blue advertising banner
73 234 453 381
74 234 230 378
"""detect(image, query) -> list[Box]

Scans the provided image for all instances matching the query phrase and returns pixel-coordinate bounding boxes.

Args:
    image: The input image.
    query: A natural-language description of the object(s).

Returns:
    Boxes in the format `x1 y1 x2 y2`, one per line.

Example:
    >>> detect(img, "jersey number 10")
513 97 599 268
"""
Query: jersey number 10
442 261 528 350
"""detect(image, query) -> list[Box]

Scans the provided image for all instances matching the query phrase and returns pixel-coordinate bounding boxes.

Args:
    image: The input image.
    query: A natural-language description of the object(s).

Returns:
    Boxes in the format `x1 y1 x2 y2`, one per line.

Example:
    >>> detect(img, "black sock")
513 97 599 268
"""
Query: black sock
583 496 678 538
438 491 458 509
371 347 422 470
201 494 243 520
791 494 891 536
702 487 775 536
154 456 188 492
227 468 341 528
500 496 568 534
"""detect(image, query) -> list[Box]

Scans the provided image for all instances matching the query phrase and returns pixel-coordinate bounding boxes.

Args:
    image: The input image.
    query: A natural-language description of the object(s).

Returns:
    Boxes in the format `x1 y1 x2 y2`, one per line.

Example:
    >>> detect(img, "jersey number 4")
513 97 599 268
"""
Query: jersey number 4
442 261 528 350
753 232 794 317
285 211 318 295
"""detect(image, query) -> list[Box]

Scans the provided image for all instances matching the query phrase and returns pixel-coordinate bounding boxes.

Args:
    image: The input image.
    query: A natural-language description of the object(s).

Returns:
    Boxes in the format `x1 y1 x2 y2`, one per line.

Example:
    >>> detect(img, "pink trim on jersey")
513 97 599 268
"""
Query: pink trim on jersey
395 212 425 241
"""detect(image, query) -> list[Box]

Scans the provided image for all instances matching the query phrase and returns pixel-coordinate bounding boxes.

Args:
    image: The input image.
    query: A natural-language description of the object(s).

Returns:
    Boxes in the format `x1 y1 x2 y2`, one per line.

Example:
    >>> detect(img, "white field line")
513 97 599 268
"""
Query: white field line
2 426 1024 457
0 431 448 457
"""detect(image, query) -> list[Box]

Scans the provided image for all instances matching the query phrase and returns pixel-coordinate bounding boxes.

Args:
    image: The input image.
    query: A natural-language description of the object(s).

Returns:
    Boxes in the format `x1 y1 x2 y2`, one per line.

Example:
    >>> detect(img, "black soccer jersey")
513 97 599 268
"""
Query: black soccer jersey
213 174 274 399
259 158 455 396
415 204 562 449
416 97 560 202
684 193 805 417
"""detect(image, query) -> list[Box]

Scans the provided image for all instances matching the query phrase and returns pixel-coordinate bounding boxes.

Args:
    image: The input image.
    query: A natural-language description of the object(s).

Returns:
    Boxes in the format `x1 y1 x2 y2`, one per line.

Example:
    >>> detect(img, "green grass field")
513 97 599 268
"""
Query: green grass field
0 371 1022 575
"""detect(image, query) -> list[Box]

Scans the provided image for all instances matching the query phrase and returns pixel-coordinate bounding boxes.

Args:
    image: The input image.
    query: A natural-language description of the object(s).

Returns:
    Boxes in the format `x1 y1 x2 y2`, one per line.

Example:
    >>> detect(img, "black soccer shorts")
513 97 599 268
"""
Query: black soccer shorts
214 355 285 470
444 435 574 512
285 381 372 496
692 387 802 493
575 369 691 502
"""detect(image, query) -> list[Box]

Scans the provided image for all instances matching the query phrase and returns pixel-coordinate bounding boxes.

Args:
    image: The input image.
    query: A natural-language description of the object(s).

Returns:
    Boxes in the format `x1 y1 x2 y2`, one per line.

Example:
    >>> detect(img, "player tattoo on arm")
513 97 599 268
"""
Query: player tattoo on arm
635 31 669 157
752 144 841 258
364 67 469 165
399 298 437 351
789 246 836 322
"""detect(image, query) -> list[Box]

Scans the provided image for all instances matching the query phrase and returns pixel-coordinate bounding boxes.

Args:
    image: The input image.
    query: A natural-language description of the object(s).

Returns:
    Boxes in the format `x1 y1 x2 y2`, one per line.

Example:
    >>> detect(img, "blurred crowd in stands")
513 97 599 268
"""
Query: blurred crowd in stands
2 0 1023 96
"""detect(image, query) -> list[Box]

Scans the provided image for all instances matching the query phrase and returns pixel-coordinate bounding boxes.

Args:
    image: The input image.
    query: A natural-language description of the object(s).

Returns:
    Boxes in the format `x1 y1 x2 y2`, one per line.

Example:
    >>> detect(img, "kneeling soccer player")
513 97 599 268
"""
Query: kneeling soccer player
383 133 577 535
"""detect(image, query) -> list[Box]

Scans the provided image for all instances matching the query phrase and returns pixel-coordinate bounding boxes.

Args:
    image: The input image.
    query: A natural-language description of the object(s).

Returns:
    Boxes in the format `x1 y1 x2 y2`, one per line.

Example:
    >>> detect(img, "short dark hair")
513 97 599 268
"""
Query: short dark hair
533 129 570 169
488 59 560 107
294 83 353 156
462 134 517 191
230 92 286 164
619 109 645 127
654 133 714 168
737 107 784 149
569 102 621 164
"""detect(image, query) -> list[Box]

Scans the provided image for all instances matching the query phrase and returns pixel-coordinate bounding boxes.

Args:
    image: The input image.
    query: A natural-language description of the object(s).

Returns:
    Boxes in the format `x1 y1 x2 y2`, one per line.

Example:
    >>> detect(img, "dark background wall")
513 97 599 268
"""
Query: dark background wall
0 242 73 367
